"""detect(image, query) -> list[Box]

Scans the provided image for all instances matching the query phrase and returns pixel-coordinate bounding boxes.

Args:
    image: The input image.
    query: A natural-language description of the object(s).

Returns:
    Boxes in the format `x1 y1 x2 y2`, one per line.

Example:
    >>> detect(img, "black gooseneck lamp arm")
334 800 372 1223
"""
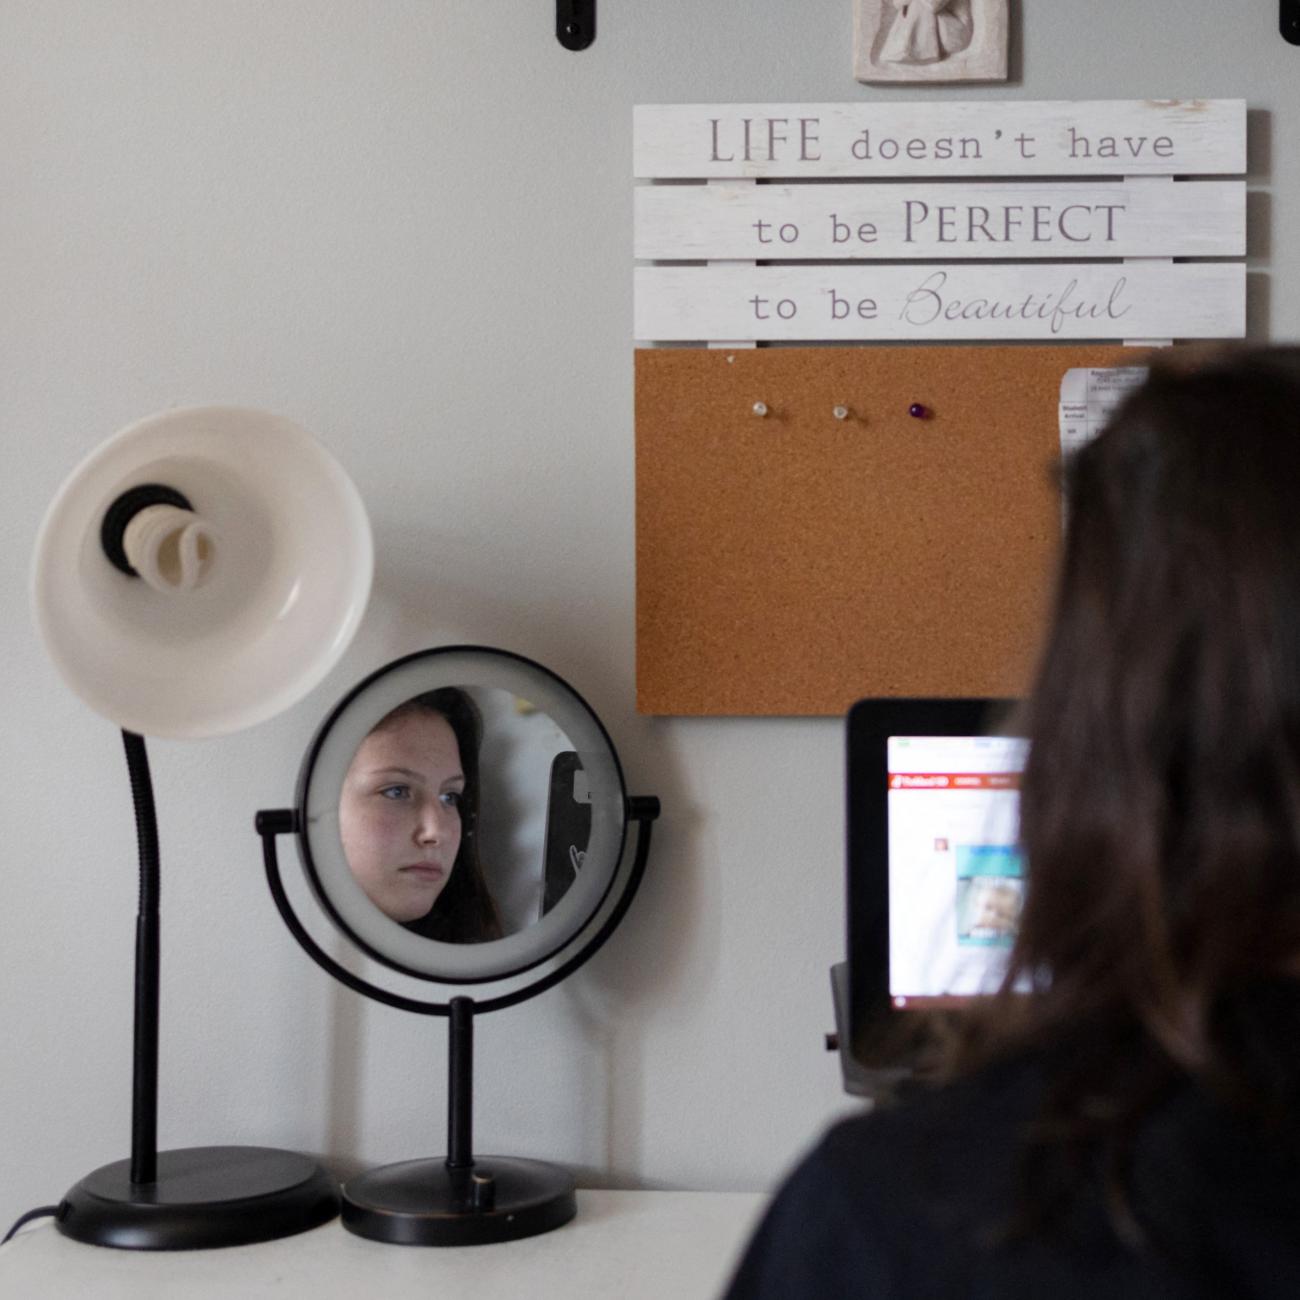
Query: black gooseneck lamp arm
103 488 200 1189
122 730 161 1188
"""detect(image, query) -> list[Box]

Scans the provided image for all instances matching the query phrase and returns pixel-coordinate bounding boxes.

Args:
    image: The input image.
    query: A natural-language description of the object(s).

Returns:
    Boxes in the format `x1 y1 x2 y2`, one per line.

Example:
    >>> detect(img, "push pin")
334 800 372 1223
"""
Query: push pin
752 401 769 417
833 405 850 421
908 402 931 420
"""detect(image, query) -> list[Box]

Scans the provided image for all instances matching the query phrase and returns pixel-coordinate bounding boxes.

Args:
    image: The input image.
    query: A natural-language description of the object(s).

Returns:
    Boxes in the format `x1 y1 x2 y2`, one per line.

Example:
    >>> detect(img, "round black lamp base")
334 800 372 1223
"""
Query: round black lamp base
342 1156 577 1246
55 1146 339 1250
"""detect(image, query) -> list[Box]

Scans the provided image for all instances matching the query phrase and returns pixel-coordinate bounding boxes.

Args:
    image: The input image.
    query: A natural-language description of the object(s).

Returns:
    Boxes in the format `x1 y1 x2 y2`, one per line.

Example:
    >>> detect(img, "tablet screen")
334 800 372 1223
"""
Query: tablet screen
845 699 1025 1071
887 734 1028 1007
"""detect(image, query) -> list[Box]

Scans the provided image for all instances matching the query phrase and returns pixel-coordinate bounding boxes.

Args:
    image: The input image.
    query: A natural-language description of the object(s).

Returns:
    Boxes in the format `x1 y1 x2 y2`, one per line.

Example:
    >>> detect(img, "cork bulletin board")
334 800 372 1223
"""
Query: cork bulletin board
635 343 1151 716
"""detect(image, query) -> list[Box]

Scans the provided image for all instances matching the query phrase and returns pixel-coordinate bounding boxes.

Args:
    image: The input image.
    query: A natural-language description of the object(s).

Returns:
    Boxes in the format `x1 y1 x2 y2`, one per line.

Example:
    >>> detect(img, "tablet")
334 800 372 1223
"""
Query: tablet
845 698 1026 1069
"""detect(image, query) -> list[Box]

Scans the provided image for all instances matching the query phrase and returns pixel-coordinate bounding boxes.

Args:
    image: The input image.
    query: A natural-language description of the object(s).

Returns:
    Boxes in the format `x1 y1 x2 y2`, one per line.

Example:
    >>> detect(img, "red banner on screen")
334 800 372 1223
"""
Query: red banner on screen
888 773 1021 790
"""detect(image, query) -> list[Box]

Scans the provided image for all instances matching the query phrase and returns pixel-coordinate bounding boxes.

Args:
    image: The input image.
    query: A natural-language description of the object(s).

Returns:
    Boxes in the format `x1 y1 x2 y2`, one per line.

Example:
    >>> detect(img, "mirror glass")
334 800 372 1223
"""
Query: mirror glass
297 647 626 983
337 686 589 942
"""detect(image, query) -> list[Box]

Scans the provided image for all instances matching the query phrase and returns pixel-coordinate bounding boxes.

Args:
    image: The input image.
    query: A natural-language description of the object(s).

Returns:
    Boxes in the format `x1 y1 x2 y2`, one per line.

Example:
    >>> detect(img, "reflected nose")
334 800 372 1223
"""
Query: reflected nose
415 799 448 846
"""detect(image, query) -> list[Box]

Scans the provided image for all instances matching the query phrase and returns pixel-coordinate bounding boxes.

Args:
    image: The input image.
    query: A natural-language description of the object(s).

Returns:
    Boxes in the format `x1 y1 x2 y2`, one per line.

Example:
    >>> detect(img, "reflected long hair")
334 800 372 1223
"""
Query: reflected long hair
961 347 1300 1235
373 687 503 944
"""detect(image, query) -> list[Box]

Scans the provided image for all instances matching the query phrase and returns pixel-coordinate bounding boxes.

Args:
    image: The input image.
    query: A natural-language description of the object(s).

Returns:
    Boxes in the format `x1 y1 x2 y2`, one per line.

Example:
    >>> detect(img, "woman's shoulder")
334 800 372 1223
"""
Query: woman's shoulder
722 1055 1044 1300
725 1038 1300 1300
817 1052 1043 1225
832 1050 1045 1154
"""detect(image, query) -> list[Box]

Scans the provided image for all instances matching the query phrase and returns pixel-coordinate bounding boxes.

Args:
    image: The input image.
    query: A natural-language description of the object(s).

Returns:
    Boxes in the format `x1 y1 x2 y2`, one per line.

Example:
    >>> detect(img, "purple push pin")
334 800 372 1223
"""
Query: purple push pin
908 402 930 420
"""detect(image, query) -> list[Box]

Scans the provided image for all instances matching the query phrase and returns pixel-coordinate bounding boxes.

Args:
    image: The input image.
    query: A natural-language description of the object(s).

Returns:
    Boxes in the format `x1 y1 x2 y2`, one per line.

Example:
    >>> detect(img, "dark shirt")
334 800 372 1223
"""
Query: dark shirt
724 1053 1300 1299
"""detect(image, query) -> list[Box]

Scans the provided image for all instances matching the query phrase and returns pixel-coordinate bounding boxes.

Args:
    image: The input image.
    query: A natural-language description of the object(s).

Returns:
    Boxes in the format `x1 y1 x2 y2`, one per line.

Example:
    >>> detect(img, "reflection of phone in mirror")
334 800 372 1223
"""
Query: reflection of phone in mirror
542 752 592 917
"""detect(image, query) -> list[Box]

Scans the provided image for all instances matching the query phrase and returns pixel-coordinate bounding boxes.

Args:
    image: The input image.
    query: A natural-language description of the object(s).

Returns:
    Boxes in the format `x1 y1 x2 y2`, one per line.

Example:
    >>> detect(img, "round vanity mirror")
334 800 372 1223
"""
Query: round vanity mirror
256 646 659 1247
295 646 628 984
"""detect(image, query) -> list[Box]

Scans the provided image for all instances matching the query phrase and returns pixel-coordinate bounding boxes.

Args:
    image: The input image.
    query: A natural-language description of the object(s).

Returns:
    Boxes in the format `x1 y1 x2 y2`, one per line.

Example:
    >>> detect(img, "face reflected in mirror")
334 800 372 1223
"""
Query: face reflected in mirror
339 689 504 944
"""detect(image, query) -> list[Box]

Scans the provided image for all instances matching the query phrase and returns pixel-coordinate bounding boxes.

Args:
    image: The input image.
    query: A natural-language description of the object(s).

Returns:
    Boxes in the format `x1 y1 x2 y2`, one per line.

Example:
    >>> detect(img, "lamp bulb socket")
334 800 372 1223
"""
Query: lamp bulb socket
100 483 216 592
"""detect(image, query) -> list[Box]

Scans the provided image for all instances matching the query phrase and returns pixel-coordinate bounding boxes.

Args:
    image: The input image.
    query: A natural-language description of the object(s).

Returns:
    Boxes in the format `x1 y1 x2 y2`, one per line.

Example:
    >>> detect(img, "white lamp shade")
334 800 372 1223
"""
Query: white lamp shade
31 407 374 739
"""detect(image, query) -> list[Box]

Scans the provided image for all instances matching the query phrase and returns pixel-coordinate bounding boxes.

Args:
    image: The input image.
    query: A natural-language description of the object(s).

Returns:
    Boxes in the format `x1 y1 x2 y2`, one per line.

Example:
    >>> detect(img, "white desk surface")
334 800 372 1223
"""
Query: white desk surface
0 1188 768 1300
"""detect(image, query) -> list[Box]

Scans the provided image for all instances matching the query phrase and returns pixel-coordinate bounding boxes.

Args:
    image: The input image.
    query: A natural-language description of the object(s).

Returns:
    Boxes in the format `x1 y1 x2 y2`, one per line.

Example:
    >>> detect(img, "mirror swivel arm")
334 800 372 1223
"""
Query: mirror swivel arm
258 818 485 1192
257 794 659 1242
254 795 661 1018
483 796 661 1013
256 810 450 1017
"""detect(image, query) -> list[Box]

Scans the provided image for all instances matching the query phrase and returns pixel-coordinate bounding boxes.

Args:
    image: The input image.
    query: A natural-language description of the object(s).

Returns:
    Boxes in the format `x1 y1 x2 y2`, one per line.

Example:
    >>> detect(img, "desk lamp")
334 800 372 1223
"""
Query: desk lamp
29 407 373 1249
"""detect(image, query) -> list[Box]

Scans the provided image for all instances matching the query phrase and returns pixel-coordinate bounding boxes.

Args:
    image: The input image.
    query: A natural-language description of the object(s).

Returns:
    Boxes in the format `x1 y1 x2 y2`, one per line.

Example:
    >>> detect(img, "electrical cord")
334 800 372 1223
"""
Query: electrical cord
2 1205 58 1244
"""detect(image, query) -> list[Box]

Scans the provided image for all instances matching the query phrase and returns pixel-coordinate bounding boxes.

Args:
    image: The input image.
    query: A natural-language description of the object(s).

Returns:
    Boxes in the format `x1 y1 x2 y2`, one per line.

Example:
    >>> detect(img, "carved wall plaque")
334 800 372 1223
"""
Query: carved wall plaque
854 0 1009 83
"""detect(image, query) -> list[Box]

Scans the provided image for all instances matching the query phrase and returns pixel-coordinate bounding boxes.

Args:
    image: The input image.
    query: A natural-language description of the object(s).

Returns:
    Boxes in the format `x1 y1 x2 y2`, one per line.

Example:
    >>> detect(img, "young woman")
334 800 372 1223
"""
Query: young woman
339 687 502 943
726 347 1300 1297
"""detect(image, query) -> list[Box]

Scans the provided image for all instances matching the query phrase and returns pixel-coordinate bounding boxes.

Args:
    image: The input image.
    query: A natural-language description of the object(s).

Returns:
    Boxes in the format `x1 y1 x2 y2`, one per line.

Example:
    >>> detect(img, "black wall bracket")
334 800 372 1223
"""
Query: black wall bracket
1284 0 1300 45
557 0 595 51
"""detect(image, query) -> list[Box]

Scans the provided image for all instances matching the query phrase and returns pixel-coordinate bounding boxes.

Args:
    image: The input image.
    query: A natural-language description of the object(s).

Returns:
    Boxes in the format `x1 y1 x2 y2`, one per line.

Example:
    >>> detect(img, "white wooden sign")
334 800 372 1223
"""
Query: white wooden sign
634 101 1246 179
633 99 1247 344
635 264 1245 342
635 181 1244 260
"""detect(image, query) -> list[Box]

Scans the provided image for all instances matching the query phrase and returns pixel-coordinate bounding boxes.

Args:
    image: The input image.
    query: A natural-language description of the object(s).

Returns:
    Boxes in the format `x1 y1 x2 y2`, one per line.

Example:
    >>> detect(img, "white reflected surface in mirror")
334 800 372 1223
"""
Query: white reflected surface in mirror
473 688 589 936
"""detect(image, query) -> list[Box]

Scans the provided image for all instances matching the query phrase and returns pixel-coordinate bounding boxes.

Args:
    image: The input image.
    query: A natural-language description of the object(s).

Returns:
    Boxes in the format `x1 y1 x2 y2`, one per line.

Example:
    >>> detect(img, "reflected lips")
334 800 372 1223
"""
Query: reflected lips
400 863 446 881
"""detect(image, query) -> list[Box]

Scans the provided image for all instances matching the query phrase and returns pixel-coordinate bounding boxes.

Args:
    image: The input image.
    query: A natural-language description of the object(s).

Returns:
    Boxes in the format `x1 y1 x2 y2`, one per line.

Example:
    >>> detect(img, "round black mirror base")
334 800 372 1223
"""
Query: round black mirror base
342 1156 576 1246
55 1146 339 1250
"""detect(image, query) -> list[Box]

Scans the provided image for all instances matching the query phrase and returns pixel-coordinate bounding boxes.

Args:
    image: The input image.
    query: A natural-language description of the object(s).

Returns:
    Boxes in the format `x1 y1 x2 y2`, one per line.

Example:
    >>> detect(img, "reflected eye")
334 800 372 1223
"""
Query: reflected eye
378 784 412 801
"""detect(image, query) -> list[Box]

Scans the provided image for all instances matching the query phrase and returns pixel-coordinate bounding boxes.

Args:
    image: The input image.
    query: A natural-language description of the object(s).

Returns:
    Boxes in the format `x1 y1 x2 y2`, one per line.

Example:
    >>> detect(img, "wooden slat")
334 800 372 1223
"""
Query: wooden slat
634 101 1246 179
634 263 1245 343
634 180 1245 260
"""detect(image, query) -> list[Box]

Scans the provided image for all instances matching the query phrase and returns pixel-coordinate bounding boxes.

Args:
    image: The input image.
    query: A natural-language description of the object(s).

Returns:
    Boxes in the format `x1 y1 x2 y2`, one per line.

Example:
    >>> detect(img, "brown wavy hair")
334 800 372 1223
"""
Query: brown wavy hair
959 347 1300 1237
372 687 503 944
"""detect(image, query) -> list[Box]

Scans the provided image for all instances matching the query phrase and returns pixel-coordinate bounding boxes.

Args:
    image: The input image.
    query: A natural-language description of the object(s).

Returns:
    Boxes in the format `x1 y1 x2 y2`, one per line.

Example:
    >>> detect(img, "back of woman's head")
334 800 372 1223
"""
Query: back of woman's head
1007 346 1300 1087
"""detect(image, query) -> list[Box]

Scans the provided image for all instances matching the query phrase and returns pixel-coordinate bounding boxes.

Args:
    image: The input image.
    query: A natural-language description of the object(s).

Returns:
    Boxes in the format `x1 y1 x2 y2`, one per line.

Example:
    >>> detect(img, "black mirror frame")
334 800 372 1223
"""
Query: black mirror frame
257 645 658 1013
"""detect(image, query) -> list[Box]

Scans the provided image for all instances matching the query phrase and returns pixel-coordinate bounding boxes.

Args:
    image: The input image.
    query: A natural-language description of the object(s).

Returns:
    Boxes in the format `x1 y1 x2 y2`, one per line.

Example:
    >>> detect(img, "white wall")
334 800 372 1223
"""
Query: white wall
1 0 1295 1230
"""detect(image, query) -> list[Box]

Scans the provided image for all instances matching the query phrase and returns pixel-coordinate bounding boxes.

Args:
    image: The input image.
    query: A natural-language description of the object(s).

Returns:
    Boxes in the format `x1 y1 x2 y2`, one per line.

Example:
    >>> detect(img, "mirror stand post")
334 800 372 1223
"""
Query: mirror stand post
341 992 577 1245
445 996 476 1176
444 998 502 1215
